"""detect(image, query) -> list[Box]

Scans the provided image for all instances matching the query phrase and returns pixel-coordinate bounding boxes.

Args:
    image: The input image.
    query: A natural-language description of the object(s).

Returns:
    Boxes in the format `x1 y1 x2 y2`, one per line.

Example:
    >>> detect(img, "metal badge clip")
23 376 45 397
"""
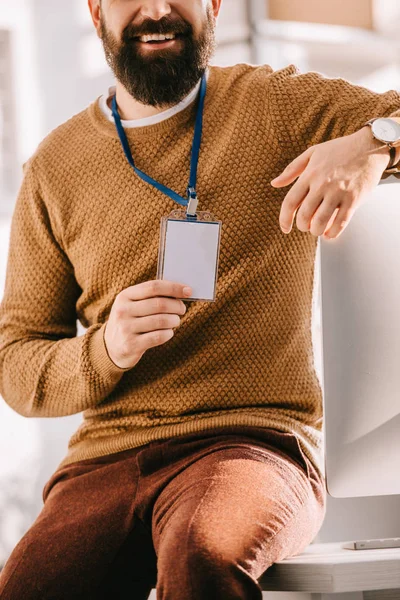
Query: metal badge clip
186 186 198 218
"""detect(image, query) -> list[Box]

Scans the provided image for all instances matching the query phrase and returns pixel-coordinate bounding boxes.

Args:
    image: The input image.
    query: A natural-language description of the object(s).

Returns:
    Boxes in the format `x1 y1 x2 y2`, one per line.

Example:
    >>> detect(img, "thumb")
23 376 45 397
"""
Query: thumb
270 146 314 187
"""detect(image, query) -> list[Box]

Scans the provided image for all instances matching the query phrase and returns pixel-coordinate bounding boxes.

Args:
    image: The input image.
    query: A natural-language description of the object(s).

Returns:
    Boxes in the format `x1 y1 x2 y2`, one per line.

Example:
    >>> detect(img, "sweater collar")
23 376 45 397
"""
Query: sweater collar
88 65 219 140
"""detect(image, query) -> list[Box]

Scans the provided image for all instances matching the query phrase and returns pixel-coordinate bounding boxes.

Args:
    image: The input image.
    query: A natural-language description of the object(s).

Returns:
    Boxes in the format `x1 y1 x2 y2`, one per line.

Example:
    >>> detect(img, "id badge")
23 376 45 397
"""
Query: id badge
157 209 222 302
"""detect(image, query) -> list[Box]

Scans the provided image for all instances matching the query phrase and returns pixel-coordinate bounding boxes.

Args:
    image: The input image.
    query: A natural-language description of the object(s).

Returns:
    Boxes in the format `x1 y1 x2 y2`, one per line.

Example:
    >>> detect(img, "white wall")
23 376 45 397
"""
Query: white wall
0 0 42 165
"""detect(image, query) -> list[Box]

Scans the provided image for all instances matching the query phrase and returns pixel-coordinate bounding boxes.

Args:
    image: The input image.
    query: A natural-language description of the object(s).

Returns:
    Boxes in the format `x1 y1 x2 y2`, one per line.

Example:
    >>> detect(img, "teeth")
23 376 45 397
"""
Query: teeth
139 33 176 43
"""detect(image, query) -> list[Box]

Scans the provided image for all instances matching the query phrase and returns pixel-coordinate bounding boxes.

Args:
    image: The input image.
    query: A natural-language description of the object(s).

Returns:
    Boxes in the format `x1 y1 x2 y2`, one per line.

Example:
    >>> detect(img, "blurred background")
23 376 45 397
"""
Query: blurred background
1 0 400 580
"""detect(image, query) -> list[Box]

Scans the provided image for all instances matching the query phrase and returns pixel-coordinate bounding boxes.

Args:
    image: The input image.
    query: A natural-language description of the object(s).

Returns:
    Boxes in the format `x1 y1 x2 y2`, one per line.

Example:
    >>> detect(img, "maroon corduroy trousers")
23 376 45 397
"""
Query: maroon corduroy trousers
0 425 326 599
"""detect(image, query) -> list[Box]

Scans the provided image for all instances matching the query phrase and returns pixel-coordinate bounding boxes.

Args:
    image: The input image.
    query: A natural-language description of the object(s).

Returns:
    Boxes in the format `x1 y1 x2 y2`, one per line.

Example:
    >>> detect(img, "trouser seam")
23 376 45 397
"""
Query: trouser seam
185 476 218 598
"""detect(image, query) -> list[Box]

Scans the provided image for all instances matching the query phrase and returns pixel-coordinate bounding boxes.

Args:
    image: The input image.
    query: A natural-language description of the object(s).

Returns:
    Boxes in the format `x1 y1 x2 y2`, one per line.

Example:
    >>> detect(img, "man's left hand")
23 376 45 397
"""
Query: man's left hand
271 126 393 239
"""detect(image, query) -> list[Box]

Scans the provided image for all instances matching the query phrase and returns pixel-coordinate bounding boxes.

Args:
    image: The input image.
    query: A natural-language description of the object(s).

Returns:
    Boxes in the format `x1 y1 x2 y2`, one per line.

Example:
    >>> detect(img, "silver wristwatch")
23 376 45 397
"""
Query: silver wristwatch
364 117 400 172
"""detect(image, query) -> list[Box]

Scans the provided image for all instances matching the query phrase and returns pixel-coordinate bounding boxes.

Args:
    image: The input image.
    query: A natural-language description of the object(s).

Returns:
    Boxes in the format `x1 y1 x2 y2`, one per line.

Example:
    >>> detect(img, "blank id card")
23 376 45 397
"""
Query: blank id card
157 214 222 302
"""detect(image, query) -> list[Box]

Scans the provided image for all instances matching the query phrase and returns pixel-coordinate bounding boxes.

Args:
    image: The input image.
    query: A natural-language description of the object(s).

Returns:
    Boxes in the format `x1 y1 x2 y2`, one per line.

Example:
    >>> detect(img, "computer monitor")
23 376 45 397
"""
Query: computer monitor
320 174 400 498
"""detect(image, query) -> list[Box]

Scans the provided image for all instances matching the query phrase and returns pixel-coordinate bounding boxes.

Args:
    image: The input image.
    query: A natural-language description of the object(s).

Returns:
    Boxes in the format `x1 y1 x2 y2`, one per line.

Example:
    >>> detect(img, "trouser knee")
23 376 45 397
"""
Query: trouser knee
156 524 261 600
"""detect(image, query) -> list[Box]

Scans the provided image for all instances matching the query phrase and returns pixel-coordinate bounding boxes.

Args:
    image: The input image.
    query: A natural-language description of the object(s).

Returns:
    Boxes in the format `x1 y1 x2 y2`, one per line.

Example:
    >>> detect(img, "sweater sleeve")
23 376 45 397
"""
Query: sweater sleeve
268 64 400 180
0 158 130 418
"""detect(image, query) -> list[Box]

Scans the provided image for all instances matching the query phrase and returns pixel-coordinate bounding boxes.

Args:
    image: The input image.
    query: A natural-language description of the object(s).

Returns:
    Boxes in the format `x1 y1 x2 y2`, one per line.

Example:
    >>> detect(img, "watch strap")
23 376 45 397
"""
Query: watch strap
385 146 400 173
386 145 398 170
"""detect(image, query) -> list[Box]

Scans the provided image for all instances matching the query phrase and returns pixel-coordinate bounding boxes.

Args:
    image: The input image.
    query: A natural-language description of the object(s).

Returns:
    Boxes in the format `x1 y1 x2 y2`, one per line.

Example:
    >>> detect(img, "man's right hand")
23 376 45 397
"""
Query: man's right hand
104 280 192 370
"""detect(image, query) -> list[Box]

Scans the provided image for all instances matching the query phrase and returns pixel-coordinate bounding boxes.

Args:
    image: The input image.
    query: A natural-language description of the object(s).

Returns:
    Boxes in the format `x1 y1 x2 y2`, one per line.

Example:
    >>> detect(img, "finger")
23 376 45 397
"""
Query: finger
132 297 187 317
322 203 353 239
134 313 182 334
295 190 325 233
321 206 340 237
310 197 341 237
279 172 310 233
124 280 192 301
271 146 314 188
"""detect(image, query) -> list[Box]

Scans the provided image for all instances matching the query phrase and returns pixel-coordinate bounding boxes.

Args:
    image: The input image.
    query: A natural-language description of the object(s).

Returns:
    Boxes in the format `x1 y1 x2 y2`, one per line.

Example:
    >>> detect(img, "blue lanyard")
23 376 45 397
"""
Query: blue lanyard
111 72 207 219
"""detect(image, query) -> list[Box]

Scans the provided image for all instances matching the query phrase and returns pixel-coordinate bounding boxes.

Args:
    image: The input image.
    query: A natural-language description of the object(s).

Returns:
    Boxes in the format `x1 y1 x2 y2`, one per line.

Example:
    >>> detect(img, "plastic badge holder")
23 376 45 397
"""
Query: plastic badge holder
157 208 222 302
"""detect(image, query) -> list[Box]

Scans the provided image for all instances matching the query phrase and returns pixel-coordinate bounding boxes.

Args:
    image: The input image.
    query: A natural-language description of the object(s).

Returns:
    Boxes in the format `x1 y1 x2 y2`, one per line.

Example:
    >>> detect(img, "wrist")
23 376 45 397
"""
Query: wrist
358 125 397 169
359 120 400 169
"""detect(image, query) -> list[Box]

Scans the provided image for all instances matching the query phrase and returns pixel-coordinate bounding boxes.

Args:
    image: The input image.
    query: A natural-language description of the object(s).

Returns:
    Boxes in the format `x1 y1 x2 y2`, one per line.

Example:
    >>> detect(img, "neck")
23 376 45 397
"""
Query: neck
107 81 183 120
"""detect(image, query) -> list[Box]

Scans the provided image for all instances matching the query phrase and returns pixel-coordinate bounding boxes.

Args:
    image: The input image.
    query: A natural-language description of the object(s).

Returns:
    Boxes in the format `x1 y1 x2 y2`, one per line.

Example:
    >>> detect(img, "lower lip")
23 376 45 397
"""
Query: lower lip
135 37 183 49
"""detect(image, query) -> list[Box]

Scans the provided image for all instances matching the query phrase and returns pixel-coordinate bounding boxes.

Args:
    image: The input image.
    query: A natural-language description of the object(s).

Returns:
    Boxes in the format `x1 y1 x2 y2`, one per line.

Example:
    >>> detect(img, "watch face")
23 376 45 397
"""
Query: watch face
371 118 400 143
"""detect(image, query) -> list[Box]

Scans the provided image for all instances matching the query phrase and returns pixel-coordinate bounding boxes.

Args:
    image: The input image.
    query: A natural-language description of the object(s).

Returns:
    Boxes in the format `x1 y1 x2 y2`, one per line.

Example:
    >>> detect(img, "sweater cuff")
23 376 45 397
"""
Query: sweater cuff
87 322 131 382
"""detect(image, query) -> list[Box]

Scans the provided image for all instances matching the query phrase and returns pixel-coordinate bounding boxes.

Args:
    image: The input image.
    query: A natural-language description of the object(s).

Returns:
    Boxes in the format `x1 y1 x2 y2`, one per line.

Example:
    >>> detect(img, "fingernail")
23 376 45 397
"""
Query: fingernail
183 287 192 296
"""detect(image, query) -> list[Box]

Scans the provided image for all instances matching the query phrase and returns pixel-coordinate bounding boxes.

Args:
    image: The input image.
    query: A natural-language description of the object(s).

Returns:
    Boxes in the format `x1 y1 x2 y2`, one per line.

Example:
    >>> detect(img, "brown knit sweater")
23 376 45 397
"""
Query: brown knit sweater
1 63 400 480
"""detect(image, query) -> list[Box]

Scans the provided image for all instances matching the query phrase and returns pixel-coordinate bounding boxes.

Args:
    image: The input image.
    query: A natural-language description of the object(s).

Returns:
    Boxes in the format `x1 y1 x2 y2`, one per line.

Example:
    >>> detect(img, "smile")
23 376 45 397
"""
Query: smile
132 33 186 50
136 38 182 49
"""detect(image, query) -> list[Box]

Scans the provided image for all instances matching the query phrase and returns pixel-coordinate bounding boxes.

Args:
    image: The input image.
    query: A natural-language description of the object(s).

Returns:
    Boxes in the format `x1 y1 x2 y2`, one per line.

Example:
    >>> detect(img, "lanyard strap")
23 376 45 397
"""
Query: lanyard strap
111 72 207 218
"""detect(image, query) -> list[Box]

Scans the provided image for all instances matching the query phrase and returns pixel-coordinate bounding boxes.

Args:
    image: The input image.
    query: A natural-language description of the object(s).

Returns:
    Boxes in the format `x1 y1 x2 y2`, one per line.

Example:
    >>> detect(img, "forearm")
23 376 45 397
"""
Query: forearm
0 321 126 418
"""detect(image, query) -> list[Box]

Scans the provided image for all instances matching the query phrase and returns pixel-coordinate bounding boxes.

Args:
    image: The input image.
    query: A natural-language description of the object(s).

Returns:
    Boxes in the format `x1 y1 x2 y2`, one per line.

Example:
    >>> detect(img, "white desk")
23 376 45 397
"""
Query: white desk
259 541 400 599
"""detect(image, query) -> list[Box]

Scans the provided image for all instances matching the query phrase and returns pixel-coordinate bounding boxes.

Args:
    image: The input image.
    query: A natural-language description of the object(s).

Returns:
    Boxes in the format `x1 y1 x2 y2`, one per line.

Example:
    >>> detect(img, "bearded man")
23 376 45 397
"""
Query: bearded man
1 1 400 598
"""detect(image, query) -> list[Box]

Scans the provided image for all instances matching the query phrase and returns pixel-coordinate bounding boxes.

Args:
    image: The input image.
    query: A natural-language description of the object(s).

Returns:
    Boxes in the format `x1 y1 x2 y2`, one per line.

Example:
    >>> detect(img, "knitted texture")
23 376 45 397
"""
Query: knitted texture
1 63 400 480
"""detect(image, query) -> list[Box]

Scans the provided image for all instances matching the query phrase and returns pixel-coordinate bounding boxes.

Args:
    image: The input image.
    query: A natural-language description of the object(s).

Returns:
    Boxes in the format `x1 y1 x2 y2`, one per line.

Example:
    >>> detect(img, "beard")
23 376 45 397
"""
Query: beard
99 4 217 108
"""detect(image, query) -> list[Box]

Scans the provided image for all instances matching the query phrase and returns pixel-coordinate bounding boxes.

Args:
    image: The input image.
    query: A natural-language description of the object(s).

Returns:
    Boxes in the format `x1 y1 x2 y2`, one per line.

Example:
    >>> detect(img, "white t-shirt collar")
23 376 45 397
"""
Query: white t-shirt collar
99 68 210 128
